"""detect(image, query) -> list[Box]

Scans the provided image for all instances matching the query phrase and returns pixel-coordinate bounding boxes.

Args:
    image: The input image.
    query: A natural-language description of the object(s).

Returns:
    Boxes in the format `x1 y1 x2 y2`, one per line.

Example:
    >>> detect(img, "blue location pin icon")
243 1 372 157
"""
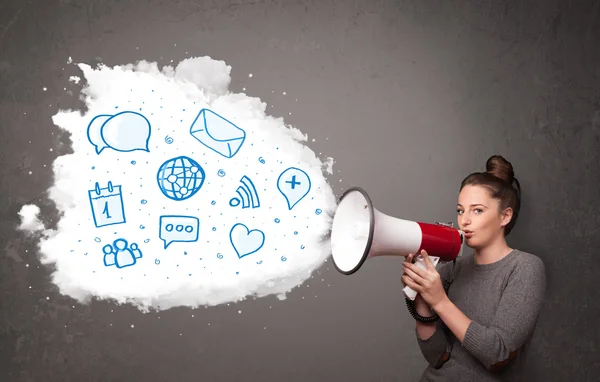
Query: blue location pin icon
277 167 311 210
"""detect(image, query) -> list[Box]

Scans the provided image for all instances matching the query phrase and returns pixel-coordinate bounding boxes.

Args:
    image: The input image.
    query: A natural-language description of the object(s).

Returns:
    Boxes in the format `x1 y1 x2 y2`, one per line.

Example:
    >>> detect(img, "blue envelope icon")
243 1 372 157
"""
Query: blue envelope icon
189 108 246 158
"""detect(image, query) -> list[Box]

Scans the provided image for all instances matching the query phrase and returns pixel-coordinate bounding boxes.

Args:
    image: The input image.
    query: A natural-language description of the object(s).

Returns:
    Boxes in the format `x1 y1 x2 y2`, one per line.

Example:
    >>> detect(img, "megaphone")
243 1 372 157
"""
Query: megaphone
330 187 465 300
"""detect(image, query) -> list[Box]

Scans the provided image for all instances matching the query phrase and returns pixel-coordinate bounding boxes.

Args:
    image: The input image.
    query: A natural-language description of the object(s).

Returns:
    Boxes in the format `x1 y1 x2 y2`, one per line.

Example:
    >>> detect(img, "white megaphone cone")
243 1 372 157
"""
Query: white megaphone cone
330 187 465 300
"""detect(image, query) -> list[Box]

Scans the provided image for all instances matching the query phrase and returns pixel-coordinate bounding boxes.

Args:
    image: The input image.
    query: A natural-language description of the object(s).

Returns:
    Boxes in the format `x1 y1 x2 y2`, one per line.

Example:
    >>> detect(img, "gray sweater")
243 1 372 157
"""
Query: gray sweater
416 249 546 382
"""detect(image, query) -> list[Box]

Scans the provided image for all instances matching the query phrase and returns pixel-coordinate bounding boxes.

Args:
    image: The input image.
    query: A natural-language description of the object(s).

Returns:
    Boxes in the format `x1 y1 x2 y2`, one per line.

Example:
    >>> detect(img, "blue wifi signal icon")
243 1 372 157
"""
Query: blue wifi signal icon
229 175 261 209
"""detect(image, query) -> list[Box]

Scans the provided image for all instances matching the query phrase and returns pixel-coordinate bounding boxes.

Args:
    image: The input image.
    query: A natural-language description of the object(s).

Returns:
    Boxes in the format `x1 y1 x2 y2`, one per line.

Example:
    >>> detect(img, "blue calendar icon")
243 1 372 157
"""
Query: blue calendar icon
88 181 127 228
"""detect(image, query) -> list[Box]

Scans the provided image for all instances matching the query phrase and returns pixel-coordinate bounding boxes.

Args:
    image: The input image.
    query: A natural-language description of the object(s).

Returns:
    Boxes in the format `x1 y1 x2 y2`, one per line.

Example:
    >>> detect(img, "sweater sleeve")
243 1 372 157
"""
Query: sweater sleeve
415 261 454 367
461 256 546 370
415 319 451 367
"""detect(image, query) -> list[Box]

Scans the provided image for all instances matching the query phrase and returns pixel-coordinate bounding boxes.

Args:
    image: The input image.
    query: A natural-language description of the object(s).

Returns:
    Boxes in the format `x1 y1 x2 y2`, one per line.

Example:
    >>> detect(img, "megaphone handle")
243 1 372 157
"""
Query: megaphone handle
403 285 419 301
402 255 440 301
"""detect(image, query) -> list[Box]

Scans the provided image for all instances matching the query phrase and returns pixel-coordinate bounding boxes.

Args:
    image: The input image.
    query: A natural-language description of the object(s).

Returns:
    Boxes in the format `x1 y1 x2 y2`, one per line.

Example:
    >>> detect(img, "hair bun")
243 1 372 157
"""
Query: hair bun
486 155 514 184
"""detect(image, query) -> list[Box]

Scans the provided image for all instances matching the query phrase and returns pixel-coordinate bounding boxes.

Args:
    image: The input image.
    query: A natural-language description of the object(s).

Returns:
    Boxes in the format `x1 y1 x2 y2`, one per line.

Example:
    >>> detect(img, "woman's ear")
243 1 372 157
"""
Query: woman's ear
500 207 513 227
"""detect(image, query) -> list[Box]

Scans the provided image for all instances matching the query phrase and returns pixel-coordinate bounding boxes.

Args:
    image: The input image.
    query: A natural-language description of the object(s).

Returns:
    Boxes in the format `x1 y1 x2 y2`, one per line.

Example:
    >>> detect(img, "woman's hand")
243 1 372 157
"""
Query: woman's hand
401 253 416 288
402 249 448 310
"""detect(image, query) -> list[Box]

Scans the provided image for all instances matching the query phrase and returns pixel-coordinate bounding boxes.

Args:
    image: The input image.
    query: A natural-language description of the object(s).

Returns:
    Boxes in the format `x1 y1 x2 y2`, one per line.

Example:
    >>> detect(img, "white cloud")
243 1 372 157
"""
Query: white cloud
20 57 336 312
18 204 45 232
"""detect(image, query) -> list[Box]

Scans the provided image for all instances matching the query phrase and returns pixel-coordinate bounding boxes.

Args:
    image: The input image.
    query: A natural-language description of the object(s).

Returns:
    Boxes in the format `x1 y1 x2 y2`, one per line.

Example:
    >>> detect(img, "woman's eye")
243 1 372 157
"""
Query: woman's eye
475 209 483 213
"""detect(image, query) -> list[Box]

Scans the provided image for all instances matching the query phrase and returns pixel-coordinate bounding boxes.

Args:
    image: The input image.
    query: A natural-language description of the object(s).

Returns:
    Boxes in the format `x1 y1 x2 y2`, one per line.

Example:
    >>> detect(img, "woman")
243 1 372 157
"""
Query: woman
401 155 546 382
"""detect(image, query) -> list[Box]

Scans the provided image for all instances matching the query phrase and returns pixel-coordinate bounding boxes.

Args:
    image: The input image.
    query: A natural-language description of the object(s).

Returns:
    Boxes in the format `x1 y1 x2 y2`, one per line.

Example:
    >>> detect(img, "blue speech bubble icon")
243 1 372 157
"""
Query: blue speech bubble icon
102 111 151 152
159 215 199 249
87 111 151 154
277 167 311 210
87 114 112 154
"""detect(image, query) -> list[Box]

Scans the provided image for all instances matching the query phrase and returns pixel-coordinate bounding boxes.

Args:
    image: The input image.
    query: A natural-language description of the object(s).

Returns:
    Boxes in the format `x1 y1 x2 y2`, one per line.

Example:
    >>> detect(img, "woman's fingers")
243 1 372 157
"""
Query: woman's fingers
404 266 424 284
403 275 421 292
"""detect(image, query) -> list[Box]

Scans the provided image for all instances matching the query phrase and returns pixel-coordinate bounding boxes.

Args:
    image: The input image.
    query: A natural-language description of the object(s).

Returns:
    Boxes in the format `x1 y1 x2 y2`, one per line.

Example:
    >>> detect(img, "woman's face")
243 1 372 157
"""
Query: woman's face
457 185 511 249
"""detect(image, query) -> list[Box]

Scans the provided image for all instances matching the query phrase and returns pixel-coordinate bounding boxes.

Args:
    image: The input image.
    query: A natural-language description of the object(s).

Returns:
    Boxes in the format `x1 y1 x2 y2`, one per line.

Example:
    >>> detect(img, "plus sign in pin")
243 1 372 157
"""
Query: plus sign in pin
277 167 311 210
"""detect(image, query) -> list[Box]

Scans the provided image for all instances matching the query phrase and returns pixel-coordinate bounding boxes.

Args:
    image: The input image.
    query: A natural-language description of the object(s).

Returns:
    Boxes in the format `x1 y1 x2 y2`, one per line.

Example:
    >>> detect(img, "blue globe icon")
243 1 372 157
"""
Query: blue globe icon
156 156 206 201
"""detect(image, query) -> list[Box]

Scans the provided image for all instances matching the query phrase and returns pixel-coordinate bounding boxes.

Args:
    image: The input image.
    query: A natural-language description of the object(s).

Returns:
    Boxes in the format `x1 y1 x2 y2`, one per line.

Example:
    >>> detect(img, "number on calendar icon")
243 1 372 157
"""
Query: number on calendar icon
88 181 127 228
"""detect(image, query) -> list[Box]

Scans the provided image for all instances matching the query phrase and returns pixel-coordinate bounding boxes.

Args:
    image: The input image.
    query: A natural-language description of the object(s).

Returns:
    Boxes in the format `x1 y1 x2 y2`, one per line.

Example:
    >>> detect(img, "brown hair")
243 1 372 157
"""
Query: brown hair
460 155 522 236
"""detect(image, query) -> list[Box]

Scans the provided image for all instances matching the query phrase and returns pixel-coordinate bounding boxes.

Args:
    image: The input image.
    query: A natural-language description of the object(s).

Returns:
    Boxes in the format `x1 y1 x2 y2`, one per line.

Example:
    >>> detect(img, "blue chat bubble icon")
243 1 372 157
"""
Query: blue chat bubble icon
159 215 199 249
87 111 151 154
87 114 112 154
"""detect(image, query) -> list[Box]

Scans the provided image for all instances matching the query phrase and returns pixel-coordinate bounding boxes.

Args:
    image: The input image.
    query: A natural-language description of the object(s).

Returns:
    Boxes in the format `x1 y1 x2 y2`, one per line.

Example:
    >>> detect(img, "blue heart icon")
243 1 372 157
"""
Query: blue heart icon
230 223 265 258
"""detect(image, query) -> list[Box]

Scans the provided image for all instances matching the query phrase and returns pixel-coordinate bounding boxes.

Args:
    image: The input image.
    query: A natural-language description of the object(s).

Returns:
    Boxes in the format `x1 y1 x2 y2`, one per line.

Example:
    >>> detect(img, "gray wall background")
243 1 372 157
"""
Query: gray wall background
1 0 599 381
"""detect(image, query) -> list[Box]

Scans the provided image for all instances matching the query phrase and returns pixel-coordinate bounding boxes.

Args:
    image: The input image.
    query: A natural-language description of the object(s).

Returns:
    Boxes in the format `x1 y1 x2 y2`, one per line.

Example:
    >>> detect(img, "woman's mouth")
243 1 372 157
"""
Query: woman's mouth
464 231 473 238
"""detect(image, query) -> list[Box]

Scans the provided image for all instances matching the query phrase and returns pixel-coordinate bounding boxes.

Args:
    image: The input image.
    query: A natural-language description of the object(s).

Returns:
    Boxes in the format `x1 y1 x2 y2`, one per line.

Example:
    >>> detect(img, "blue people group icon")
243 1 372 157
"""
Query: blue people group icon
87 111 151 154
86 107 316 270
190 108 246 158
229 175 261 209
103 238 143 269
159 215 200 249
156 156 206 201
